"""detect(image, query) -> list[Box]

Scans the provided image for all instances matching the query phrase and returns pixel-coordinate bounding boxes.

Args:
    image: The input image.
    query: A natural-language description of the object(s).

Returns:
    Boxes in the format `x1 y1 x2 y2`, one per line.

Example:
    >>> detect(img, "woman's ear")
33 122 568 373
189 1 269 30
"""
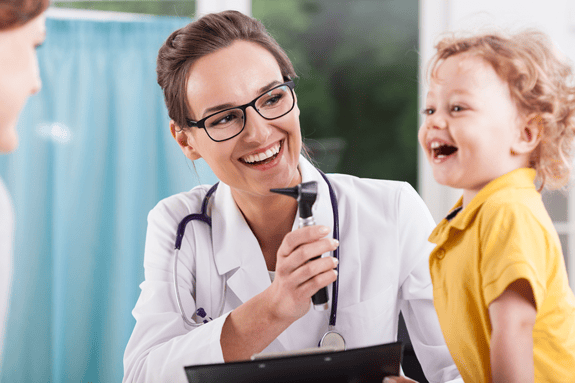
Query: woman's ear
170 120 202 161
511 114 542 155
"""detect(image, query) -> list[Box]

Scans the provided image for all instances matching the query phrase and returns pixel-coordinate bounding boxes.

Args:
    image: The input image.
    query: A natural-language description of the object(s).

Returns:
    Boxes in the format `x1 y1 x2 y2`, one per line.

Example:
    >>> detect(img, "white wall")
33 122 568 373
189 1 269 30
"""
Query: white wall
196 0 251 16
418 0 575 289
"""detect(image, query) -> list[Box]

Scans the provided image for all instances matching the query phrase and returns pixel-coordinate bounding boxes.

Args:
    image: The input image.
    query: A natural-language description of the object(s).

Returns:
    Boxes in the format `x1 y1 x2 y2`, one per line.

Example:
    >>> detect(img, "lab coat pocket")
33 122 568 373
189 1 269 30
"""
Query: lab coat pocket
335 285 396 349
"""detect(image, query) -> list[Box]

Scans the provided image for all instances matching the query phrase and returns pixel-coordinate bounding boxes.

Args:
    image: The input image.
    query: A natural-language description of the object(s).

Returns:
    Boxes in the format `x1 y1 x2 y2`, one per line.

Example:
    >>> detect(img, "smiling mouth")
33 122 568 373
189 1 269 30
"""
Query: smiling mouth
431 141 458 160
240 141 282 165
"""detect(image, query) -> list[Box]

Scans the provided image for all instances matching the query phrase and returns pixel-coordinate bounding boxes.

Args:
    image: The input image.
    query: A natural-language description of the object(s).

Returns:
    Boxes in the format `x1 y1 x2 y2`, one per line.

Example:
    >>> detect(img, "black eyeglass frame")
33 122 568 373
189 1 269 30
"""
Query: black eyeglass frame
185 80 296 142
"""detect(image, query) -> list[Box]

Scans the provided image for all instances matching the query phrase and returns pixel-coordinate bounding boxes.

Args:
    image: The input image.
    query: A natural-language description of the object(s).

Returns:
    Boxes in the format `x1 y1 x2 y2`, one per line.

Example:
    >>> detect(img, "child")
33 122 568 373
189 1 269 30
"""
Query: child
419 30 575 382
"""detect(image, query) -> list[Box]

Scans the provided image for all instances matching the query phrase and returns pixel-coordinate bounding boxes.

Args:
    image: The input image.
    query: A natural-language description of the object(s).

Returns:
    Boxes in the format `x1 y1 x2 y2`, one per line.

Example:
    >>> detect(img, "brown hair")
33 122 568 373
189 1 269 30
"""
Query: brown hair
427 30 575 190
156 10 297 131
0 0 49 30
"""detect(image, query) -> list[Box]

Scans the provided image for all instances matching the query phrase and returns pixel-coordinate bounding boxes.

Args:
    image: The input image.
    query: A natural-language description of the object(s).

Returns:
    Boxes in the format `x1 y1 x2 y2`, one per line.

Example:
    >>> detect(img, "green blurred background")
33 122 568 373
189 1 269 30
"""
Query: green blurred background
53 0 420 188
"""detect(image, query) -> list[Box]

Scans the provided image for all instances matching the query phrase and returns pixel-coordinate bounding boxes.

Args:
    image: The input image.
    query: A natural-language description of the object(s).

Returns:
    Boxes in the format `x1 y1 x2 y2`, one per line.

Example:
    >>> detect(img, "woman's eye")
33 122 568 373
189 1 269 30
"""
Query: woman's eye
264 94 282 106
211 113 238 127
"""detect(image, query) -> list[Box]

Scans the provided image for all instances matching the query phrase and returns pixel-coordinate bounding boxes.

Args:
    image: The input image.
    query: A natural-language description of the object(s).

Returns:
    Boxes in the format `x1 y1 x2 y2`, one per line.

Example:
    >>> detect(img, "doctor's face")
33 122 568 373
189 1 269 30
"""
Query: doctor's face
177 40 302 198
0 14 46 153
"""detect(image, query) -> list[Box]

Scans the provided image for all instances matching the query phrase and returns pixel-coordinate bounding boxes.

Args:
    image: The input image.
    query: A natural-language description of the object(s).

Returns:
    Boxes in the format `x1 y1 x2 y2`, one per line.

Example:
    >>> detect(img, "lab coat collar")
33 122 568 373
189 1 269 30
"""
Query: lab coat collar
210 155 335 303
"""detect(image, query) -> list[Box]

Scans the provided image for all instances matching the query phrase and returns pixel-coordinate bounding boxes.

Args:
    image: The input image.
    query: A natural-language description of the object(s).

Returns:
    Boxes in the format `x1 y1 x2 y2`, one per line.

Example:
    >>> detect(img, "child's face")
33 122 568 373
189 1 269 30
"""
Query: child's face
419 53 529 205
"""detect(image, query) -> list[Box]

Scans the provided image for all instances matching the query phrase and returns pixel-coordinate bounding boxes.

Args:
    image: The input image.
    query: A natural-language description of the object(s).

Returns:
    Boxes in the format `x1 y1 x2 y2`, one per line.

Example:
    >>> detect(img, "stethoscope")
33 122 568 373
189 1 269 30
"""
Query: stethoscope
173 171 345 350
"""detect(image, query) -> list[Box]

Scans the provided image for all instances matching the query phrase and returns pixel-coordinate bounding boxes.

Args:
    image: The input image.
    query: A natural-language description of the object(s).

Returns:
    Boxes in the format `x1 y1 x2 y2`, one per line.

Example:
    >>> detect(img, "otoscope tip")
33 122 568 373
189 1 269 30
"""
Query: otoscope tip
269 186 300 199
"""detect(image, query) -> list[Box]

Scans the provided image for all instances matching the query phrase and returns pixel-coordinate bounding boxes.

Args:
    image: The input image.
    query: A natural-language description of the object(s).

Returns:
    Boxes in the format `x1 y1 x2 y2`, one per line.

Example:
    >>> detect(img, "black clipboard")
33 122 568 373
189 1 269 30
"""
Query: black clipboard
184 341 403 383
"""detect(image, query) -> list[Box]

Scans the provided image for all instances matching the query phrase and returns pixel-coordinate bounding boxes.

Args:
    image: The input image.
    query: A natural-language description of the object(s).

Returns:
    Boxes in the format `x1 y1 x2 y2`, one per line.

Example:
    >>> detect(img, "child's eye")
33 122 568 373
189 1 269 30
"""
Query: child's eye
421 108 435 115
451 105 463 112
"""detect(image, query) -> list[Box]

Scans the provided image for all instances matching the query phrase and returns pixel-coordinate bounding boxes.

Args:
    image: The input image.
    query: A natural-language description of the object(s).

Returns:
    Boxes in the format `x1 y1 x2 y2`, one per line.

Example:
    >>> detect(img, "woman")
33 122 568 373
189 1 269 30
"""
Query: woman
0 0 48 366
123 11 461 383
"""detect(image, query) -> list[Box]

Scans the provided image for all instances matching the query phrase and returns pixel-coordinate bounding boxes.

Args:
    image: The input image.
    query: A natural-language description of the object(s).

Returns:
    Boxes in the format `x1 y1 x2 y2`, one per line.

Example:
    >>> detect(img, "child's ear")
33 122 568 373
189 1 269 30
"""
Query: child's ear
170 120 202 161
511 114 542 155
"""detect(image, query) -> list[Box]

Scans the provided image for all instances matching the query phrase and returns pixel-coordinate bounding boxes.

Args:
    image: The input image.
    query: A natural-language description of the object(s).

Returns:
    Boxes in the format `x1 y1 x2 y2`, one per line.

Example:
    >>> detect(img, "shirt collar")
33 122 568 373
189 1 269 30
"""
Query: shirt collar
429 168 537 244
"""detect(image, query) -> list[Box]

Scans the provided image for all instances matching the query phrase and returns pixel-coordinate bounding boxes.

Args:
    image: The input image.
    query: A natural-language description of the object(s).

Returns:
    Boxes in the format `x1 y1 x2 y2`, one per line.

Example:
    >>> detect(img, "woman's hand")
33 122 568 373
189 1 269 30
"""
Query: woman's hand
266 224 339 322
221 224 338 362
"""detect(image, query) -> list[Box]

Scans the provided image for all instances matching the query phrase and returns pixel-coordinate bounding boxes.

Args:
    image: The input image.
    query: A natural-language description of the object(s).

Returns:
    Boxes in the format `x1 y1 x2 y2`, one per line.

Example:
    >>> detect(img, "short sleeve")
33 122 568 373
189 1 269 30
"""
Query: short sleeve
479 202 547 310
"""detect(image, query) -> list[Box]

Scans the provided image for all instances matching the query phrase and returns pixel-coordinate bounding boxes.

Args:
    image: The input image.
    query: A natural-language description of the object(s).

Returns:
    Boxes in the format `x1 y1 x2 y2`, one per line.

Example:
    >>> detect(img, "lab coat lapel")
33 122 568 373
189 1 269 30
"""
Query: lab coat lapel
211 182 271 305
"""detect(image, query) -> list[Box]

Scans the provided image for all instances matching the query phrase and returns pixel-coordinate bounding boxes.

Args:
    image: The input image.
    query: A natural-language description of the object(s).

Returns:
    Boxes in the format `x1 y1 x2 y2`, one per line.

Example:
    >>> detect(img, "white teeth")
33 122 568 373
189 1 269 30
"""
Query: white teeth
430 141 441 149
242 142 281 164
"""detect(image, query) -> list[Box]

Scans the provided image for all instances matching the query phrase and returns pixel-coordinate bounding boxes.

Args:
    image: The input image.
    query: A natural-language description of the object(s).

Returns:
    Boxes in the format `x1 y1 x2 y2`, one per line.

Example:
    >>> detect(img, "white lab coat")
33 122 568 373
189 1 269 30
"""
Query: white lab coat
0 177 14 369
123 157 461 383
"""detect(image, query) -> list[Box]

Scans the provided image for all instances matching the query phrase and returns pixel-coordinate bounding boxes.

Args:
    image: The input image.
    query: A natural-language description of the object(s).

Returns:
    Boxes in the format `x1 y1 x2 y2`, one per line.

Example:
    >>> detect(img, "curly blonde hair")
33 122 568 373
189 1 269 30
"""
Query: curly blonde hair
427 30 575 190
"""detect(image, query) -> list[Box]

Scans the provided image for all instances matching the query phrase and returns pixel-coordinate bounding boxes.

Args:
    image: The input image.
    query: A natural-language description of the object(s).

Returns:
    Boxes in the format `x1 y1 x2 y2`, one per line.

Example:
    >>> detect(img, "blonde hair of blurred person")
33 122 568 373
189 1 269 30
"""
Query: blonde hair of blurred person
0 0 48 369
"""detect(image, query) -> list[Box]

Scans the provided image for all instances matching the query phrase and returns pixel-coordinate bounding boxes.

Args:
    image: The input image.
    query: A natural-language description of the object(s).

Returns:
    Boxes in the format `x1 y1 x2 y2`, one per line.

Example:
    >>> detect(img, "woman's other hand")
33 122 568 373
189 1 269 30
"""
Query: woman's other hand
266 225 339 321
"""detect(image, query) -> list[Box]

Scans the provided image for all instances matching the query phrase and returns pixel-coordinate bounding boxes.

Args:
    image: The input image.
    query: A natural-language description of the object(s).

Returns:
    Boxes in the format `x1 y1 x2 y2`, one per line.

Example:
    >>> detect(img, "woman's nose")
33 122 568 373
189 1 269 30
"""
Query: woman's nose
241 107 272 143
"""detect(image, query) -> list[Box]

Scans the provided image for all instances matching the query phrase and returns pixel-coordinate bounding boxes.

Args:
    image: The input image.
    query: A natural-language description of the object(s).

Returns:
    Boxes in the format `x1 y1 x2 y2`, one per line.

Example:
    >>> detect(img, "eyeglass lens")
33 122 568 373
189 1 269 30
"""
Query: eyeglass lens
204 84 294 141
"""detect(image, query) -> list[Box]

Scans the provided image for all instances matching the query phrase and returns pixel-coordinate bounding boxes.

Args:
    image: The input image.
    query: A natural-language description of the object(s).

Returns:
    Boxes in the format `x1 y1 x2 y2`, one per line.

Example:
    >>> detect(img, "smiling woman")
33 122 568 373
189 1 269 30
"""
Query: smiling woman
0 0 49 369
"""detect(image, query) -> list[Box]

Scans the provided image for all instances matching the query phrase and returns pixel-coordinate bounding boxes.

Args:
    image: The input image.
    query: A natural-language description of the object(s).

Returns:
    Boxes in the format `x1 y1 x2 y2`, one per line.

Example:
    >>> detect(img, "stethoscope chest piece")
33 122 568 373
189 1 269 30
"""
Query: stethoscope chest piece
319 327 346 351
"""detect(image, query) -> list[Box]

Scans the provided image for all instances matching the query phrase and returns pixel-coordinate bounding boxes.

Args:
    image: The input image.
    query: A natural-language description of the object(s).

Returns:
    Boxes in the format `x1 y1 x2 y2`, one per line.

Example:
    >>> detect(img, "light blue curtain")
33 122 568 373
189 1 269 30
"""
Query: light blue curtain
0 14 217 382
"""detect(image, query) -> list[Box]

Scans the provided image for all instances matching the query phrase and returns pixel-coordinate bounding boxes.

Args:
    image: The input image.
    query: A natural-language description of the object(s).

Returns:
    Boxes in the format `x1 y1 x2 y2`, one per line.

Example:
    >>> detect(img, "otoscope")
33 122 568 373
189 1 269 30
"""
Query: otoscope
270 181 330 311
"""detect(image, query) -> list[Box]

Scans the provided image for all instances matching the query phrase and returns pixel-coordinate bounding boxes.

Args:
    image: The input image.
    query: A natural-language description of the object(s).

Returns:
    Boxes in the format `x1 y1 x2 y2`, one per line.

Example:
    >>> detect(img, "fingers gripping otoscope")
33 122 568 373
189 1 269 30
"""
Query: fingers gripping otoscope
270 181 330 311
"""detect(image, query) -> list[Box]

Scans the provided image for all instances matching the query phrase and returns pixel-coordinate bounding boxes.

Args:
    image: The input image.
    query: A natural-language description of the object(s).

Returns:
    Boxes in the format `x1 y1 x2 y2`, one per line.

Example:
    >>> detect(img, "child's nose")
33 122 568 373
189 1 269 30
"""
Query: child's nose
427 112 447 130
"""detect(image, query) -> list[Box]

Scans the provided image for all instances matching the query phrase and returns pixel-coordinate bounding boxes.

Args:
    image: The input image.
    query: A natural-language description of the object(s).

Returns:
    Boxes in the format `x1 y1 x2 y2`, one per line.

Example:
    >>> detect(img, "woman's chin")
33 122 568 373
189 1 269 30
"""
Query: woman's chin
0 127 19 153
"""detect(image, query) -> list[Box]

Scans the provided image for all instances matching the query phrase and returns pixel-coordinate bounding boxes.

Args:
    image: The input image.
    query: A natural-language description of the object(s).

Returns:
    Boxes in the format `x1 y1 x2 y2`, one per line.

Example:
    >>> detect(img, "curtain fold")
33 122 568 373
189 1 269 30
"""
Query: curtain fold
0 14 217 382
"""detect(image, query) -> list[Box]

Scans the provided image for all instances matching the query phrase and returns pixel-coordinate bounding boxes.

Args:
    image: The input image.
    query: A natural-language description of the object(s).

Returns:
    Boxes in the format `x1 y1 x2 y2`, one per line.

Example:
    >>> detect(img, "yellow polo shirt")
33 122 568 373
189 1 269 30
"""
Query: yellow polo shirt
429 168 575 382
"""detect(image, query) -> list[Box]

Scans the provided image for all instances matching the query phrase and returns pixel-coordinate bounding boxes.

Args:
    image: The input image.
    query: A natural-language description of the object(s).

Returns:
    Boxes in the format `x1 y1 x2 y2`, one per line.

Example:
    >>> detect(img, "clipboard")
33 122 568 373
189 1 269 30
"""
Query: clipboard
184 341 404 383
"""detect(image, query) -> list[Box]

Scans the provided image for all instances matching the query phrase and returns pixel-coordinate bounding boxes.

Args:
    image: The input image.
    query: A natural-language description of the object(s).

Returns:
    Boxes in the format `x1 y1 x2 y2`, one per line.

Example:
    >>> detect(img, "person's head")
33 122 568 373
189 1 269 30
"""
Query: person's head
419 30 575 198
0 0 48 153
157 11 303 198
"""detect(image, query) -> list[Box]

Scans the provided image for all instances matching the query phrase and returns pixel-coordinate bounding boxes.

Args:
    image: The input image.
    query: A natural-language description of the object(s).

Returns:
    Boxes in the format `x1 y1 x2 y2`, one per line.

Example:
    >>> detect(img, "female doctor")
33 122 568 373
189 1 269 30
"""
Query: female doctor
123 10 461 383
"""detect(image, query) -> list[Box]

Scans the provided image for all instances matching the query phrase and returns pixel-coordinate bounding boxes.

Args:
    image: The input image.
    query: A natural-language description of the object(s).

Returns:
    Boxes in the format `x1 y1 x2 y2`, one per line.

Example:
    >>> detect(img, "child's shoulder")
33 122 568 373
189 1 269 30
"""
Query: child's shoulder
480 186 553 232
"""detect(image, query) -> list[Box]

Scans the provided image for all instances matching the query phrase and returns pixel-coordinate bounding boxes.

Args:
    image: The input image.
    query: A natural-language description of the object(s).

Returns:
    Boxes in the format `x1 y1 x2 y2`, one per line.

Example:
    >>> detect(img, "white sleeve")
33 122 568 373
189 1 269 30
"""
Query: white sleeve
123 199 227 383
396 184 463 383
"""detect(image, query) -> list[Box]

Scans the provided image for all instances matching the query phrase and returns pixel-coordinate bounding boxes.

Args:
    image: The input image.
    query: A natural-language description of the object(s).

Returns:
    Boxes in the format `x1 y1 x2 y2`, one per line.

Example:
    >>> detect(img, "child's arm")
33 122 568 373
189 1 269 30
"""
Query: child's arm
488 278 536 383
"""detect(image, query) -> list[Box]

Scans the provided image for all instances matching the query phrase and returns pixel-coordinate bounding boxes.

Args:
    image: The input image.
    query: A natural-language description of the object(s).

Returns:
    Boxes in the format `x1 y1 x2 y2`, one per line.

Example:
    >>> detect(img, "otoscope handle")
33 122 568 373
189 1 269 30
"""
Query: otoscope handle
299 217 330 311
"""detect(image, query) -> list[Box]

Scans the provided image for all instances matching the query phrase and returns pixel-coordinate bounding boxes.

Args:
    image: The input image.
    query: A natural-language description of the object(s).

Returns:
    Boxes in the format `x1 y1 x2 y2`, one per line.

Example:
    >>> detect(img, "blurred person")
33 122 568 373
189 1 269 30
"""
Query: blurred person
419 30 575 382
0 0 48 367
123 10 462 383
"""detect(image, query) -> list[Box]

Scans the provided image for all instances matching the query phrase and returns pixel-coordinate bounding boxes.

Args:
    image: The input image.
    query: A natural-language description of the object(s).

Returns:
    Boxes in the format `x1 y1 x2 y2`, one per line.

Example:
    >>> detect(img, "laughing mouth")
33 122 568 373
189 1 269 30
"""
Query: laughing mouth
240 141 282 165
431 141 458 160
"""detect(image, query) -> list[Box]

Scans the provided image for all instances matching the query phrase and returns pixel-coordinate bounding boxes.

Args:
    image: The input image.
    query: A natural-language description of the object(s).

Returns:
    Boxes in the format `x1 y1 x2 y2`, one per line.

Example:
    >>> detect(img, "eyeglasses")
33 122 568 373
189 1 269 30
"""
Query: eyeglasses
185 80 295 142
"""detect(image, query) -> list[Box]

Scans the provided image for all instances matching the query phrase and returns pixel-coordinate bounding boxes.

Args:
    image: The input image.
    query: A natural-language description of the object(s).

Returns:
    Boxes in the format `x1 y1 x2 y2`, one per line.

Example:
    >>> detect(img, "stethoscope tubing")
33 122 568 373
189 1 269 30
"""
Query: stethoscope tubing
320 171 340 328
